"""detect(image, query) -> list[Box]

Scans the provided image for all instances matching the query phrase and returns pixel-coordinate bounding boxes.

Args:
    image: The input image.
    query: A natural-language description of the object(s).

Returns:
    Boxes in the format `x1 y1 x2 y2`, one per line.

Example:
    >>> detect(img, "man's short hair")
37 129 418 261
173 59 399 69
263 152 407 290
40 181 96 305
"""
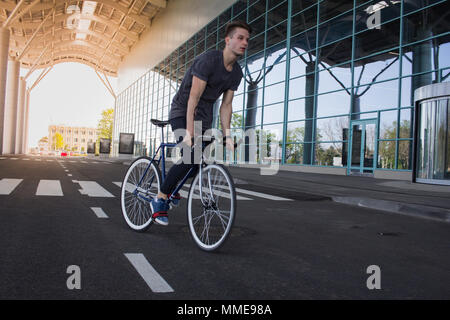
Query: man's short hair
225 21 252 38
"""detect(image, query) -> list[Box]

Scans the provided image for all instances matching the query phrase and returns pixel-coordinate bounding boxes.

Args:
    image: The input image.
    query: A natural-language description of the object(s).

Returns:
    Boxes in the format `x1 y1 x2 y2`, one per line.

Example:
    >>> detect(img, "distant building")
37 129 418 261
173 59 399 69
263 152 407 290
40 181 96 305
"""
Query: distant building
48 125 98 152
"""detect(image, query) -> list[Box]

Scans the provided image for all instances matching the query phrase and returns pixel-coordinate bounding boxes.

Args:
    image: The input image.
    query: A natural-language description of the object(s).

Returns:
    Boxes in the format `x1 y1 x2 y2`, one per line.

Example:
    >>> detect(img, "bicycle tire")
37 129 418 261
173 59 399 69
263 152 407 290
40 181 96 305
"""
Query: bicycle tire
187 163 236 252
121 156 161 232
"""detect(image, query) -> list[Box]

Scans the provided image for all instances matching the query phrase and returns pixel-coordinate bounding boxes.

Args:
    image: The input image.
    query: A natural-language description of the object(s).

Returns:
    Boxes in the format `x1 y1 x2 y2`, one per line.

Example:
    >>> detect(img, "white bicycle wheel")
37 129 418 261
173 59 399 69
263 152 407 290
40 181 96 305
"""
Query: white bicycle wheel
121 157 161 231
187 164 236 251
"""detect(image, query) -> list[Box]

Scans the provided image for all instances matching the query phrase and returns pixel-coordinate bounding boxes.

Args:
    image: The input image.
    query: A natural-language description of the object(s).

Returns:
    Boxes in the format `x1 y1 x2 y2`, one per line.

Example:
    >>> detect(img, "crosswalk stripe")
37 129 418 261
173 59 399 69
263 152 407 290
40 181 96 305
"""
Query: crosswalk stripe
36 180 63 196
73 180 114 197
90 207 109 218
0 178 23 195
124 253 174 293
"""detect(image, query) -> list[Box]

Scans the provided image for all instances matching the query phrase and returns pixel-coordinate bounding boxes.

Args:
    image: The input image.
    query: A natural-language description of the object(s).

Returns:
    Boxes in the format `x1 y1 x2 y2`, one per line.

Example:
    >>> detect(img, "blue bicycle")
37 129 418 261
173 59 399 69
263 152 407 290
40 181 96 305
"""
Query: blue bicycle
121 119 237 252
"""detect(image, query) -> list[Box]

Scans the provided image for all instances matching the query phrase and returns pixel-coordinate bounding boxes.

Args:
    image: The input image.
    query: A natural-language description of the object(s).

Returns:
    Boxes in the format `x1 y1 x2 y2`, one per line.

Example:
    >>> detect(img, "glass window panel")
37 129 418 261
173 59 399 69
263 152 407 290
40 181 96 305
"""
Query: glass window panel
354 19 400 60
317 90 351 117
291 28 317 54
354 52 400 87
264 82 286 105
397 140 412 170
263 103 285 124
289 76 306 100
318 64 352 94
219 7 232 26
400 75 413 107
290 49 315 79
247 55 265 74
355 0 401 34
266 22 287 49
377 140 396 169
233 94 244 112
244 107 262 127
248 0 265 22
231 112 244 129
399 108 412 139
357 79 399 112
265 60 286 86
318 10 353 47
232 1 247 18
379 110 397 139
315 142 343 166
267 1 288 27
206 33 217 50
316 116 349 141
401 43 436 79
261 123 283 142
320 0 353 23
285 143 305 164
286 121 305 143
268 0 286 10
403 1 448 44
288 99 306 121
292 2 317 33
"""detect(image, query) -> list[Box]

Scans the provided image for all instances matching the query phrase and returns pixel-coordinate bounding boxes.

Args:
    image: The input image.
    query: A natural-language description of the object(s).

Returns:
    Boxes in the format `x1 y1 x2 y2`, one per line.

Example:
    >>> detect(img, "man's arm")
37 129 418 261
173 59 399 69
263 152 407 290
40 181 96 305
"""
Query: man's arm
186 75 207 143
220 89 235 150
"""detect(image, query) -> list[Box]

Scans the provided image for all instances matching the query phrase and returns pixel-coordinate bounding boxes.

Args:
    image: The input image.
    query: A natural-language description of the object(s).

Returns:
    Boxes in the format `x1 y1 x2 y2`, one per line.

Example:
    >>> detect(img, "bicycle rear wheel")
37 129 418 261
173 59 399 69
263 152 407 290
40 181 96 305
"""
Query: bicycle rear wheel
121 157 161 231
187 164 236 251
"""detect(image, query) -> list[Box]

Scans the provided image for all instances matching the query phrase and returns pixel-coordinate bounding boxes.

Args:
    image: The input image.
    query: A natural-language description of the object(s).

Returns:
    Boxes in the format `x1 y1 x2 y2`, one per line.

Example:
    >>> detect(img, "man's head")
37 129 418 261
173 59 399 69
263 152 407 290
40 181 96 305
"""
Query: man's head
224 21 251 57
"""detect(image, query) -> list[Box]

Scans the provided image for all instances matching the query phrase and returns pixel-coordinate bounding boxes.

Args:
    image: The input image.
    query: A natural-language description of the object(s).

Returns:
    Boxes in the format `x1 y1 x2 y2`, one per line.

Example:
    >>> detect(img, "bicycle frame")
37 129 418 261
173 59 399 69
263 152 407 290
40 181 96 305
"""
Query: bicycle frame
135 127 209 206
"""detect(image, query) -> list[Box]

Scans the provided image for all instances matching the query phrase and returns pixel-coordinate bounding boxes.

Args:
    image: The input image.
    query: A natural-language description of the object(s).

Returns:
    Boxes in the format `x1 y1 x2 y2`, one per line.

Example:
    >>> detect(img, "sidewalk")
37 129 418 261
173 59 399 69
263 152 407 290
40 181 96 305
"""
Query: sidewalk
103 155 450 223
225 166 450 224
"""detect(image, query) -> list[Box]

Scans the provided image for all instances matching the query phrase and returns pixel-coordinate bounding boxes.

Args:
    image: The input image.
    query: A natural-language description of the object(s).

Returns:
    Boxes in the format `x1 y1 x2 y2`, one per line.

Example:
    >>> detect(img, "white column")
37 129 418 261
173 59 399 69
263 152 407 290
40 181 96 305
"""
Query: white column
0 27 10 155
15 77 26 154
23 90 30 154
3 58 20 154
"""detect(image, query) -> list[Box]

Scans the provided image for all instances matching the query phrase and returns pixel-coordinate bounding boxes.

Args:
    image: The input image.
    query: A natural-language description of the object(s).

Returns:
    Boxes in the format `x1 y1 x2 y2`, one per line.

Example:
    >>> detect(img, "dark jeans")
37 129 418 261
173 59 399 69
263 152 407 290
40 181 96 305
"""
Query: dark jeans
160 117 207 195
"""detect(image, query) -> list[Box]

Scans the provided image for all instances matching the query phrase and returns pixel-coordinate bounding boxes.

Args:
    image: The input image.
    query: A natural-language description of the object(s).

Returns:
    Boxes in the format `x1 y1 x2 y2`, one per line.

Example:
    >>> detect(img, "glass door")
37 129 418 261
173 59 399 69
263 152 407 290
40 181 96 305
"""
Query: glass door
416 98 449 185
348 119 377 175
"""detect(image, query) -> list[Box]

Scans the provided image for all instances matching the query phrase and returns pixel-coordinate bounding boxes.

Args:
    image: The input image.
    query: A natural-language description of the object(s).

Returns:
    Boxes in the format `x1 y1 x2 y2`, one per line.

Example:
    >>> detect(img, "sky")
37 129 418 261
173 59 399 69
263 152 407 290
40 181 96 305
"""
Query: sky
22 63 117 148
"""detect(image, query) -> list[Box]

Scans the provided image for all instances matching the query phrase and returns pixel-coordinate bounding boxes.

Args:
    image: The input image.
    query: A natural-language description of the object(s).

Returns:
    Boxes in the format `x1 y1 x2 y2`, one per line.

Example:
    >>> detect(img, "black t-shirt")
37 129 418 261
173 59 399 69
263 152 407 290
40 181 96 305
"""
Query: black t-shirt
169 50 243 128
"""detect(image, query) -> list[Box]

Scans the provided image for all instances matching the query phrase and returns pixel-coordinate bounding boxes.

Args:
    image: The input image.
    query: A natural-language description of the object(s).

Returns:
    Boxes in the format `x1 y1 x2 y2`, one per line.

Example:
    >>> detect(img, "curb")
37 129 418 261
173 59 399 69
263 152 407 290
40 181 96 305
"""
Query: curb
332 196 450 223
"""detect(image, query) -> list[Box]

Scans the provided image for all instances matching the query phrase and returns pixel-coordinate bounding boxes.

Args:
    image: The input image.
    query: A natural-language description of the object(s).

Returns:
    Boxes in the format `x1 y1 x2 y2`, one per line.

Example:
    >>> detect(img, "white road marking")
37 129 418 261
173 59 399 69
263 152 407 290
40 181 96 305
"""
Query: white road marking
217 185 292 201
73 181 114 197
124 253 174 293
184 183 252 200
23 158 30 160
0 178 23 195
36 180 63 196
90 207 109 218
67 174 72 177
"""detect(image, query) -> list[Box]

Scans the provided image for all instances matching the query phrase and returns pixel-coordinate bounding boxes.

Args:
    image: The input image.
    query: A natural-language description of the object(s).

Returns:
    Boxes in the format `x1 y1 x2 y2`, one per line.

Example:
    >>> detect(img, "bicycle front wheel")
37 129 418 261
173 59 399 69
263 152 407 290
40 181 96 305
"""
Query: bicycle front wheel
187 164 236 252
121 157 161 231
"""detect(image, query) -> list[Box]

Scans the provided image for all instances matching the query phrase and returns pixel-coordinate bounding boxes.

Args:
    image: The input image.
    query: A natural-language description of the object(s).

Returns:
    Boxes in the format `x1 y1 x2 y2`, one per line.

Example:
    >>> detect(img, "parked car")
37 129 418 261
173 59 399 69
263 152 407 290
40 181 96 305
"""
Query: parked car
60 152 68 157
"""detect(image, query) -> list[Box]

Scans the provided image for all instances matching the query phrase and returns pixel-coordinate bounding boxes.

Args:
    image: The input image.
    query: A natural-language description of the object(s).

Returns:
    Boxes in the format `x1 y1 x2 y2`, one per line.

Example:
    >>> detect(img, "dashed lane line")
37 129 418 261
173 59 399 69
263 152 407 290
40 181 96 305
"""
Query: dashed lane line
124 253 174 293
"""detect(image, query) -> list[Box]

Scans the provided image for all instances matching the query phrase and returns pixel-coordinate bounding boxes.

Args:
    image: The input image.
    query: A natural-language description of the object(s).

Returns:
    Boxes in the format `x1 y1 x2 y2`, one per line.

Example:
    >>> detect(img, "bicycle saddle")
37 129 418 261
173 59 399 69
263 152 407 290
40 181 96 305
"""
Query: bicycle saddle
151 119 170 127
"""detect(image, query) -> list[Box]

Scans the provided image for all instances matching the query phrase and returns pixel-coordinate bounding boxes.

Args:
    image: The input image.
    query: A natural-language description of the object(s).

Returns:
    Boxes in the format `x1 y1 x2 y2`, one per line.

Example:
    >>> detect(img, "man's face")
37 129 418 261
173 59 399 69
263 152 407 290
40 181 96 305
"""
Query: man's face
226 27 250 56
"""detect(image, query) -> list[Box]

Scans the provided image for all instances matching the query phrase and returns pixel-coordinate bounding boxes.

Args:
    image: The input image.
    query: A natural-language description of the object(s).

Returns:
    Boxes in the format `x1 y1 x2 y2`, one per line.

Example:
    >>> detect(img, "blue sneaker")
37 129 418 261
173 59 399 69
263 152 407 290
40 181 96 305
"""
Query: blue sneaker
168 192 182 209
150 197 170 226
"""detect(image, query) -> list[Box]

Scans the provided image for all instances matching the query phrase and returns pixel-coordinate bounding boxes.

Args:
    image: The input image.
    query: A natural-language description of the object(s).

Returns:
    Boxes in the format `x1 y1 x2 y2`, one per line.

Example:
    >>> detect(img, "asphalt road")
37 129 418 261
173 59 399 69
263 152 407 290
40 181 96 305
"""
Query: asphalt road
0 155 449 300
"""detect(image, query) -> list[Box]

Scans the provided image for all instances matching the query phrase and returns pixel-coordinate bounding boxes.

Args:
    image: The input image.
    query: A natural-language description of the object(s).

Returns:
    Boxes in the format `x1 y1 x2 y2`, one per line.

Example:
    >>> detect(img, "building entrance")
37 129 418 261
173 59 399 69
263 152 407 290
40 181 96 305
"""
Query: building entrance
348 119 377 175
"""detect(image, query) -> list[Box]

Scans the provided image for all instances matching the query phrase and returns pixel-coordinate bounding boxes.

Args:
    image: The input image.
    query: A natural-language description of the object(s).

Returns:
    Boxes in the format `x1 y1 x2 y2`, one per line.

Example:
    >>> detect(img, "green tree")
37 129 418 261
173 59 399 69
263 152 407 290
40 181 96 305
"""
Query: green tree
379 120 411 169
53 133 64 150
97 108 114 141
97 108 114 154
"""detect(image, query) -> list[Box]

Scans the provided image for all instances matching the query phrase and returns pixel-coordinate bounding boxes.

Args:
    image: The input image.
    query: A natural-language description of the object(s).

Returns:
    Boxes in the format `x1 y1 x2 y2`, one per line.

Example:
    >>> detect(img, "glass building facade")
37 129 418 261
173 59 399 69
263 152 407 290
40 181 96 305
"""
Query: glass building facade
113 0 449 181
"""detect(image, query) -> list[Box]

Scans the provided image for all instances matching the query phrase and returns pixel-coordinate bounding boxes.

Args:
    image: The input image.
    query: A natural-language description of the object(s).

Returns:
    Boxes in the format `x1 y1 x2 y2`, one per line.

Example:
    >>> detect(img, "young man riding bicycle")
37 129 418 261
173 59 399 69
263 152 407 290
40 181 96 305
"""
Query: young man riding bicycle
150 21 251 226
